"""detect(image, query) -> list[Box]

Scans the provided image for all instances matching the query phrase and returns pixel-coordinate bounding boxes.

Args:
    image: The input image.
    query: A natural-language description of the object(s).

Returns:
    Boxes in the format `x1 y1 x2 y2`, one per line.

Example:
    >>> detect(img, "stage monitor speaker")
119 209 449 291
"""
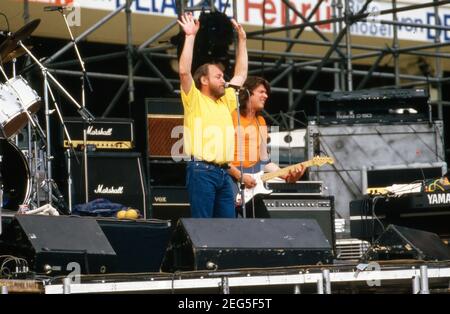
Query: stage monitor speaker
97 218 172 273
0 215 116 275
69 152 148 218
161 218 334 272
362 224 450 261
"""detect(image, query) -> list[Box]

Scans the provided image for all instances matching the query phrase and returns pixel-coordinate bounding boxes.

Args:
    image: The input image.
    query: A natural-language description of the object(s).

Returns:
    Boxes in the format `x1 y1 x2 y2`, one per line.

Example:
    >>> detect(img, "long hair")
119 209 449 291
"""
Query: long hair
238 76 271 116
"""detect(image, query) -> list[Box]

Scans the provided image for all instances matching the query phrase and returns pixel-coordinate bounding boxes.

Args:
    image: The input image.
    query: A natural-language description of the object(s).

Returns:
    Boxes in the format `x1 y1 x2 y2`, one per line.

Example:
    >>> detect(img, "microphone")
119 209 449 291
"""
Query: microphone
44 6 67 12
225 82 247 91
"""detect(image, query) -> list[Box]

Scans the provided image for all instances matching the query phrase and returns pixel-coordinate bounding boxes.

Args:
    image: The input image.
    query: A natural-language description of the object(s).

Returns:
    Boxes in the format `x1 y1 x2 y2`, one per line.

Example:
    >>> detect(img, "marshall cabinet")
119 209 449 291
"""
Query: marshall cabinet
68 152 148 218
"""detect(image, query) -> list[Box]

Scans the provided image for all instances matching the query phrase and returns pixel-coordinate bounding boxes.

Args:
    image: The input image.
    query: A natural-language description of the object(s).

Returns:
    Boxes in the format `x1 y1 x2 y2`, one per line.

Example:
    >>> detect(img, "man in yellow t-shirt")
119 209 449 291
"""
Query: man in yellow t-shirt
177 12 247 218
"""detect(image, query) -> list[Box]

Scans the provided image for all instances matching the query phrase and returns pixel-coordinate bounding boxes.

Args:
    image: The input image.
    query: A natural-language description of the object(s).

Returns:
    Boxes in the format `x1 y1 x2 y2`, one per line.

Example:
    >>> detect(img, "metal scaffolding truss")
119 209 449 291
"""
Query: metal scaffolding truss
21 0 450 123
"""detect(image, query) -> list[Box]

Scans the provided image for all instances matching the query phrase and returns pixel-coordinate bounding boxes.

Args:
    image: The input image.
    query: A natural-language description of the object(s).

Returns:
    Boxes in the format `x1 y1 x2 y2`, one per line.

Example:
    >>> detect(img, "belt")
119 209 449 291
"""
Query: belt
191 157 230 170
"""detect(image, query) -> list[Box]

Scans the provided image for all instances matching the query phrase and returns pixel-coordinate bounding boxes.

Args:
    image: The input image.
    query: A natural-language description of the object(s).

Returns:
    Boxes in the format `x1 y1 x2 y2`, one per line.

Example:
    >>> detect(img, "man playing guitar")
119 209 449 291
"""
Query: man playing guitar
227 76 306 217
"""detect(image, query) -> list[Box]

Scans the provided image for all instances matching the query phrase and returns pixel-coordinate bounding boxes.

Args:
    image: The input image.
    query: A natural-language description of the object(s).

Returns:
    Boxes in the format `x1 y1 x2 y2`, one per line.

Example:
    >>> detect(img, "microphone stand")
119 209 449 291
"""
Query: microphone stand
231 87 248 218
57 7 93 205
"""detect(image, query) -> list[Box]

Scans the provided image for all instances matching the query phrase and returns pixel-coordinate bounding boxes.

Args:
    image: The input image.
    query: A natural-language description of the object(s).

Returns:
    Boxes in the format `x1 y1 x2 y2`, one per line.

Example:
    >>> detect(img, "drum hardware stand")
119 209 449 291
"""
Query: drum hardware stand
15 41 94 210
16 42 94 120
43 75 76 214
11 58 22 149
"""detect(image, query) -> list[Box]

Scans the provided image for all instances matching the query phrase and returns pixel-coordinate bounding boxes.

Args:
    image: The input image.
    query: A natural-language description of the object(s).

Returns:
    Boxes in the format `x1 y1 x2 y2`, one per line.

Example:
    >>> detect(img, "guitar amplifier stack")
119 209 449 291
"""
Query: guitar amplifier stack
60 118 148 218
137 98 191 221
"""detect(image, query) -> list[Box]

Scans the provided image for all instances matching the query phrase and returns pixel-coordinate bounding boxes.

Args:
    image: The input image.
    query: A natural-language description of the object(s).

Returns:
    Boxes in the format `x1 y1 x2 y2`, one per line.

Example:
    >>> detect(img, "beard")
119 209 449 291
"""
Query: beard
210 85 225 99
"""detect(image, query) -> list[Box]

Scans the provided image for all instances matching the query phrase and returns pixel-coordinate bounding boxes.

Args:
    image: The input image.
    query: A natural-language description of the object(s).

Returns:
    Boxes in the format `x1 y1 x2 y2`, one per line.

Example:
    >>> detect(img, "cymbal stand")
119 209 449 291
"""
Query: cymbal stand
16 41 94 208
11 58 19 148
17 42 94 120
44 75 77 212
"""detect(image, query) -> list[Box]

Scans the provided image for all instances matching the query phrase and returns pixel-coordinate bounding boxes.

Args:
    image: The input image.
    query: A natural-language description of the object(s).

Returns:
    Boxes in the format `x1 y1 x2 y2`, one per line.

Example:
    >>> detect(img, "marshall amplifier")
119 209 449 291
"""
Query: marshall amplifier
68 152 148 218
63 118 134 150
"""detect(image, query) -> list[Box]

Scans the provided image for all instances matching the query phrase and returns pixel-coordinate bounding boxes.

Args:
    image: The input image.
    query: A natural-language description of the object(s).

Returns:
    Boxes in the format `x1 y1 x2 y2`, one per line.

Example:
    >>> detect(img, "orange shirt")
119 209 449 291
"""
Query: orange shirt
231 110 268 168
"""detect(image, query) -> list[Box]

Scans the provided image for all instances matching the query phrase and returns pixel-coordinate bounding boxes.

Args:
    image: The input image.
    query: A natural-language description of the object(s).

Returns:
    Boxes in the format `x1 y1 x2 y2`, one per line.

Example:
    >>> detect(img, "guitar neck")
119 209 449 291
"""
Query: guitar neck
261 160 315 182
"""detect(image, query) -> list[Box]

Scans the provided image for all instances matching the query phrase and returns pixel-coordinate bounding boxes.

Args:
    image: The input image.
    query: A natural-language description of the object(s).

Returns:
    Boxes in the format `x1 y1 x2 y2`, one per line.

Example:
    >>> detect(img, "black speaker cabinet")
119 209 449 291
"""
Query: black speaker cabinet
161 218 334 272
69 152 148 218
363 225 450 261
150 186 191 221
96 218 172 273
0 215 116 275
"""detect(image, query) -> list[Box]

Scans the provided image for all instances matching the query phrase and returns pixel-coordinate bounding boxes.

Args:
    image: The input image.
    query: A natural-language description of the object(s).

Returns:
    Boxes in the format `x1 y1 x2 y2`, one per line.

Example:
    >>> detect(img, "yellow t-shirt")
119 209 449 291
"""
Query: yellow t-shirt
181 82 237 163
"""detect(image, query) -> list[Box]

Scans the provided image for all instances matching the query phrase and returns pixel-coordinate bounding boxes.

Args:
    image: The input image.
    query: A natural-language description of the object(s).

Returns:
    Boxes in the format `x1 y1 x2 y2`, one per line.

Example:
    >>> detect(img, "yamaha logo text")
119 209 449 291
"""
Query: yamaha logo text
427 193 450 205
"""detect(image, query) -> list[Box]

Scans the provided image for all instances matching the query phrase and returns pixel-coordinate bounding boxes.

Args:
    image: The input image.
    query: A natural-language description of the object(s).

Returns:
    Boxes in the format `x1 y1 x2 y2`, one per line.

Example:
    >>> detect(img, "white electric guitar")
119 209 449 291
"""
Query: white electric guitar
236 156 334 205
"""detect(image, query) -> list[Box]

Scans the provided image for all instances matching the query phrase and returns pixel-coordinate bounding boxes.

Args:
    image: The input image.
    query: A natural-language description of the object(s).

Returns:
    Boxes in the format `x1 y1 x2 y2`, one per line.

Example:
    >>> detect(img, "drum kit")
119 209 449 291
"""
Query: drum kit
0 18 93 215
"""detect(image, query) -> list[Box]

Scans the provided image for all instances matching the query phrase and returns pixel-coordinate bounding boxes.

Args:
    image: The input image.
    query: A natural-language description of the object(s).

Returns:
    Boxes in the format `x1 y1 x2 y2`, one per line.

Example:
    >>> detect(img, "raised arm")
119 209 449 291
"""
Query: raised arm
177 12 200 94
228 19 248 87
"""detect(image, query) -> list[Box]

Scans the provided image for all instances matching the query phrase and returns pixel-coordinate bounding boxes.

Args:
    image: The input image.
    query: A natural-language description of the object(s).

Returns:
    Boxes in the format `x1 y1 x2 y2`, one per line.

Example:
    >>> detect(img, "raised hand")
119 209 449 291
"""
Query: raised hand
177 12 200 36
230 18 246 40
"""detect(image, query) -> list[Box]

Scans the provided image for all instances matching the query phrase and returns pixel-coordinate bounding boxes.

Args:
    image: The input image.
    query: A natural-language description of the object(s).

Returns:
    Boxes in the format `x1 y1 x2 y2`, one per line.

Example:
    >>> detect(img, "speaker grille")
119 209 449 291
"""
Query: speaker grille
148 115 186 158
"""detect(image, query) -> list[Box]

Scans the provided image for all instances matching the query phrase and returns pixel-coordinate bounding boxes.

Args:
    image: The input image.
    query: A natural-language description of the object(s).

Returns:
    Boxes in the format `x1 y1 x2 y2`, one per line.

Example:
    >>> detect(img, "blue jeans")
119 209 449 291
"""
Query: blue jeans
186 161 235 218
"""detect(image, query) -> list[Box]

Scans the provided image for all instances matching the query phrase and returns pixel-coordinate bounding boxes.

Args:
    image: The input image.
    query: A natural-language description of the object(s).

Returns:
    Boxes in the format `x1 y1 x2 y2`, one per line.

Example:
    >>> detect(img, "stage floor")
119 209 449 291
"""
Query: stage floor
1 260 449 294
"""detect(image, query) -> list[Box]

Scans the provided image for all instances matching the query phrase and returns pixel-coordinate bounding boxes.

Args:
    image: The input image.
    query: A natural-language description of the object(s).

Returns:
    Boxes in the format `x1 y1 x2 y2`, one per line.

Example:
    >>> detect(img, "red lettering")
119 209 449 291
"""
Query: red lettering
281 1 298 26
318 3 332 30
302 3 311 17
56 0 74 5
245 0 277 25
263 0 277 25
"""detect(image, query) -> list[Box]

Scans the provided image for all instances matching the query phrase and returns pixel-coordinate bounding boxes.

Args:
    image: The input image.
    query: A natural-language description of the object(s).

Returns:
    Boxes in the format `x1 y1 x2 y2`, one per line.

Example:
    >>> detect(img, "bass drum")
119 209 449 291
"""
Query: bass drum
1 140 31 210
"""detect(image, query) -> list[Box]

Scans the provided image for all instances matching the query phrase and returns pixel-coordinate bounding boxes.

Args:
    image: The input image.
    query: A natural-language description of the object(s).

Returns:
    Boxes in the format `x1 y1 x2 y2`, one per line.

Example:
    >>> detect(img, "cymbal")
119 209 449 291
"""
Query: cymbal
12 19 41 42
2 45 32 63
0 38 16 61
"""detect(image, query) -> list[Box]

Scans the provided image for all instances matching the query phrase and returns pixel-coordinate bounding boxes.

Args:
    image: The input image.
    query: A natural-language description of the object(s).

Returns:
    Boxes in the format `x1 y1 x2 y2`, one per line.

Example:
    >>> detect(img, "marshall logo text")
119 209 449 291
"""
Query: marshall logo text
94 185 124 194
87 126 113 136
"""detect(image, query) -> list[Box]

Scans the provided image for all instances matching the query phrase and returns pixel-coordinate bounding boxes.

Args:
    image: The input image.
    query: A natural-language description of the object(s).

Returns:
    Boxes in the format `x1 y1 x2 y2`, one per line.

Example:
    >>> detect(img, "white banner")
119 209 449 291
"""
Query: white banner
27 0 450 42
